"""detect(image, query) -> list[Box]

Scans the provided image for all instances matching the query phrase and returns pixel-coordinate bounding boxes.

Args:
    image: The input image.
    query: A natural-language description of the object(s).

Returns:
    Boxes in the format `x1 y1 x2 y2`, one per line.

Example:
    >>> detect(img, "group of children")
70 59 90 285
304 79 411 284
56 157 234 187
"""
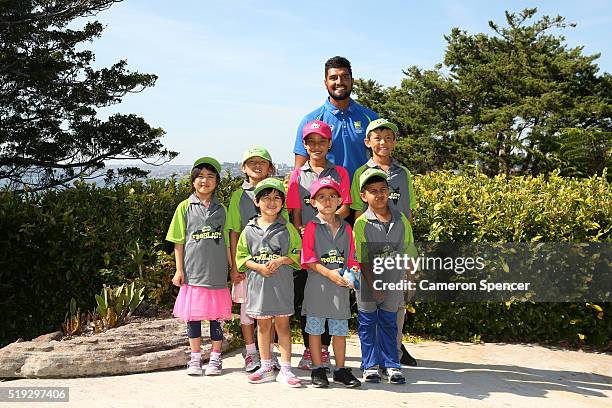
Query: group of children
166 118 417 388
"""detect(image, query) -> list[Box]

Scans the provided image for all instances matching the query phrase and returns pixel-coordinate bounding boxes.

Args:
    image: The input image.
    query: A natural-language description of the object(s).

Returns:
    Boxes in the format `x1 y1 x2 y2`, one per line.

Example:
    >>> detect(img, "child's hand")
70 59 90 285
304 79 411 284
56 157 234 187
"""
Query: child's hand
172 270 184 287
256 263 275 277
329 269 350 287
230 268 244 284
299 226 305 236
265 258 285 272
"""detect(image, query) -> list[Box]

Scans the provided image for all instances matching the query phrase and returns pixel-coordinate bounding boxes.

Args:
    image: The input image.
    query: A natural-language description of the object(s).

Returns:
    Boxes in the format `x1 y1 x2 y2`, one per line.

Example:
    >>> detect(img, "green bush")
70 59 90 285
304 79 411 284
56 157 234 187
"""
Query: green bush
0 173 241 347
1 170 609 347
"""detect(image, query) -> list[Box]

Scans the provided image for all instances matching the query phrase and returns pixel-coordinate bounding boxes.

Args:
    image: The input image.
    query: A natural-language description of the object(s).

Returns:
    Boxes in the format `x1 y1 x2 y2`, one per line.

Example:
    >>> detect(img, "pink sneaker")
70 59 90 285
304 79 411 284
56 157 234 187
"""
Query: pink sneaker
298 348 312 370
248 367 276 384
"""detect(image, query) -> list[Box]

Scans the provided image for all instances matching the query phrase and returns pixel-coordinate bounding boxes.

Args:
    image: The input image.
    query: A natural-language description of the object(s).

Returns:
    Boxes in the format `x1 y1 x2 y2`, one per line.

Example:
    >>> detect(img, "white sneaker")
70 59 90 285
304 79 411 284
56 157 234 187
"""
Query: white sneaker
363 367 381 383
382 367 405 384
276 369 302 388
205 355 222 376
186 358 202 376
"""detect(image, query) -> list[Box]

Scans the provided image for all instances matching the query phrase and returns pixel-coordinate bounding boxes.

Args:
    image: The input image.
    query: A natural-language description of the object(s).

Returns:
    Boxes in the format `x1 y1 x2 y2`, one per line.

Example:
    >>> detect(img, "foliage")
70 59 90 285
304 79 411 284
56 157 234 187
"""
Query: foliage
95 282 145 330
0 171 241 346
0 0 177 192
354 8 612 178
1 171 609 347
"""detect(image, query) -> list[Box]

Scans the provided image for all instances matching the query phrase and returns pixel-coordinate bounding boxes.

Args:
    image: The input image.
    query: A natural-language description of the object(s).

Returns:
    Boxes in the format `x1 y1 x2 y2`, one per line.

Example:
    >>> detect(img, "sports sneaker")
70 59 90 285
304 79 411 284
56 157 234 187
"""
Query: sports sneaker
382 367 406 384
248 367 276 384
400 344 418 367
321 350 331 369
186 358 202 376
298 348 312 370
204 355 222 376
363 367 381 383
276 369 302 388
332 367 361 388
244 351 261 372
311 367 329 388
271 353 281 371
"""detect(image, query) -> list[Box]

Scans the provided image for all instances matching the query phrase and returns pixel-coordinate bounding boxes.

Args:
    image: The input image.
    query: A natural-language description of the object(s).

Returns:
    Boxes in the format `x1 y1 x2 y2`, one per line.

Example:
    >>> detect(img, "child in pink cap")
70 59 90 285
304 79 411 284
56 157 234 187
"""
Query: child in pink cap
300 176 361 388
287 120 352 370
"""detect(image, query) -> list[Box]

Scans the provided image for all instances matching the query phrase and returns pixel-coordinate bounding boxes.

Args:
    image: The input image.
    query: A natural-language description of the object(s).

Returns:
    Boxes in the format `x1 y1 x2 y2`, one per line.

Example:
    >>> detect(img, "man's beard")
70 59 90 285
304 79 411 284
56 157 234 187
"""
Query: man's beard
328 87 351 101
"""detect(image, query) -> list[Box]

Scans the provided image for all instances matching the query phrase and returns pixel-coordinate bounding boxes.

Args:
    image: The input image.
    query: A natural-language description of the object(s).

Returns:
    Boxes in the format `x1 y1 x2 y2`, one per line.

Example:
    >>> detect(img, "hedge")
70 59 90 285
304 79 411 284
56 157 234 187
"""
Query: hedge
1 170 609 347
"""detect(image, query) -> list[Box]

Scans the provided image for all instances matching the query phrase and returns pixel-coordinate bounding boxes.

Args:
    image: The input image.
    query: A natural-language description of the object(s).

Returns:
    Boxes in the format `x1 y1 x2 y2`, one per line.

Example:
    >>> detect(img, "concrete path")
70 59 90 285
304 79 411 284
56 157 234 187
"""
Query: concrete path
2 337 611 408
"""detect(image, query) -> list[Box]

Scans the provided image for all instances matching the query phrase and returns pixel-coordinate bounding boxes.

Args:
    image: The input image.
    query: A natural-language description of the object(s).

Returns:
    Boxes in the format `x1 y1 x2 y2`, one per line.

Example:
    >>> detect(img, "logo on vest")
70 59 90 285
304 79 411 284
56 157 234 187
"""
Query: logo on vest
320 249 345 265
253 247 281 263
192 225 223 243
389 188 401 205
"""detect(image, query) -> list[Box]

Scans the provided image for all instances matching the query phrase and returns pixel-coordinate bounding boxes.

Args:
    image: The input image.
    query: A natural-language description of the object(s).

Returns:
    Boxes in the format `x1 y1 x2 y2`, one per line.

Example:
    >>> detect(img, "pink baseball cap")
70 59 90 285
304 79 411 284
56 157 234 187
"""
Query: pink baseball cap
302 120 332 140
309 177 341 198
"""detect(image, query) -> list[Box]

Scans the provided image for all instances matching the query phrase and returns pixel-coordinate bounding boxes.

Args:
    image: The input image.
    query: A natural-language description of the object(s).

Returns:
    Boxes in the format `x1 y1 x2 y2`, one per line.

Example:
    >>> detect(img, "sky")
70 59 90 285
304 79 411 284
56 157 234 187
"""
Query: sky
84 0 612 166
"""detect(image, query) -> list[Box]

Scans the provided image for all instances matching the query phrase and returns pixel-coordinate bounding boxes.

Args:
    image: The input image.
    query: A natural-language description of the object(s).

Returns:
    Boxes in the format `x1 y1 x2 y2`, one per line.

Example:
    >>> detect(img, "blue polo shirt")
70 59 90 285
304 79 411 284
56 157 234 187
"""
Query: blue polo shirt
294 98 378 178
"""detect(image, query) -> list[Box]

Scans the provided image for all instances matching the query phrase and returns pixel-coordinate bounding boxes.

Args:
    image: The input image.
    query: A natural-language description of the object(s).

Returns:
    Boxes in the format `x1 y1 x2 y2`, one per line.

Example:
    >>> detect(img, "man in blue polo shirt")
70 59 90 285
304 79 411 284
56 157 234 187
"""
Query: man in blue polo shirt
293 56 379 179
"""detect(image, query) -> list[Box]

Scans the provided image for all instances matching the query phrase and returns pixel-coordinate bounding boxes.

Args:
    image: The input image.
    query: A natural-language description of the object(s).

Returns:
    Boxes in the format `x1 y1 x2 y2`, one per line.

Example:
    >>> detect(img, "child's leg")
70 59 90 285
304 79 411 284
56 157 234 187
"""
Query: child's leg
256 318 273 360
378 309 400 369
396 306 405 359
274 316 291 363
309 334 322 366
187 320 202 351
294 270 309 349
269 319 277 352
328 319 349 368
209 319 223 352
357 310 379 370
240 303 256 346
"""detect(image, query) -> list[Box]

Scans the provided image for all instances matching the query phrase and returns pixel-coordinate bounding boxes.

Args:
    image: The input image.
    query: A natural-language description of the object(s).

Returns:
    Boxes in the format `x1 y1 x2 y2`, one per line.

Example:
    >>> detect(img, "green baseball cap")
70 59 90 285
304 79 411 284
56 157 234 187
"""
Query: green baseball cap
253 177 286 196
192 157 221 174
366 118 398 137
359 167 388 190
242 145 273 164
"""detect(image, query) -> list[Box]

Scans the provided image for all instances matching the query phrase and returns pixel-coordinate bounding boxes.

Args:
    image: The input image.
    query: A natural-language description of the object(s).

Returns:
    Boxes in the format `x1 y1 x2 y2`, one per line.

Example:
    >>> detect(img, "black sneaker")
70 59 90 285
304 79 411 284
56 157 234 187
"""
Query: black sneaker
333 367 361 388
311 367 329 388
400 344 418 366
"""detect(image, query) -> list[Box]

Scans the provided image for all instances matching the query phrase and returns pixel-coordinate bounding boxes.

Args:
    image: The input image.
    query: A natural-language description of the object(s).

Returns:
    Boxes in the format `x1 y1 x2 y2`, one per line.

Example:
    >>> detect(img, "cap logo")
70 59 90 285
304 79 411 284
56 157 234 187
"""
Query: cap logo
320 179 331 185
311 123 321 129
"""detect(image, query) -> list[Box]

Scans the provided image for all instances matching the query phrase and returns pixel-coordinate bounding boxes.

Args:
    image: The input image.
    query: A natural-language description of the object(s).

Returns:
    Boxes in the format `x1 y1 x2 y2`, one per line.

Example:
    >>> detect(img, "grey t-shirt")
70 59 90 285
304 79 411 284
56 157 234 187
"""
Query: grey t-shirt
300 215 360 320
236 217 302 316
166 194 229 289
353 208 415 312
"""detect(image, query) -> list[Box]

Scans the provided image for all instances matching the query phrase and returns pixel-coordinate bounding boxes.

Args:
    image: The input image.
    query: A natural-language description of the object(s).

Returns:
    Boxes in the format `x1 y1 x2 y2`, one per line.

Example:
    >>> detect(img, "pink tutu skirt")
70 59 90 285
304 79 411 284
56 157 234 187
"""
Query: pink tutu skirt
173 285 232 322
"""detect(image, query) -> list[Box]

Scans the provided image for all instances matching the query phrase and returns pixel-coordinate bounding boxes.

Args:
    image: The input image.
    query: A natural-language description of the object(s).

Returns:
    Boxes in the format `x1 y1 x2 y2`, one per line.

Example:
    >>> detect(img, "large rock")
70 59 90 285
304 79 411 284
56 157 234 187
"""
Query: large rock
0 318 234 378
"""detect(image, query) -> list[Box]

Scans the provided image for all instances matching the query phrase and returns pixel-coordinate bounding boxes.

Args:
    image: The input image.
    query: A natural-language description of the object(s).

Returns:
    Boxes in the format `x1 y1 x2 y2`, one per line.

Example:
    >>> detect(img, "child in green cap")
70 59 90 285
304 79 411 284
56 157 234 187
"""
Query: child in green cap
350 118 418 367
166 157 232 376
227 145 288 372
236 178 303 387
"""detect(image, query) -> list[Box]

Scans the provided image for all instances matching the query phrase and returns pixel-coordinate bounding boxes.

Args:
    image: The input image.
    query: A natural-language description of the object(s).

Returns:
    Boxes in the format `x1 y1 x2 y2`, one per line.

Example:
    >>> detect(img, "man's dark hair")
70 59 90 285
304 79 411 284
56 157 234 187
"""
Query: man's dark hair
190 163 221 191
361 176 388 193
325 56 352 78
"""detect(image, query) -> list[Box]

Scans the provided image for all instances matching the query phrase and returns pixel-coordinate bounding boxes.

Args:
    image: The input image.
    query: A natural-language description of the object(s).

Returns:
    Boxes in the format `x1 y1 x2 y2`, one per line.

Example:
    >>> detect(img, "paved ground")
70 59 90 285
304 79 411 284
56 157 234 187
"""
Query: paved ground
2 337 611 408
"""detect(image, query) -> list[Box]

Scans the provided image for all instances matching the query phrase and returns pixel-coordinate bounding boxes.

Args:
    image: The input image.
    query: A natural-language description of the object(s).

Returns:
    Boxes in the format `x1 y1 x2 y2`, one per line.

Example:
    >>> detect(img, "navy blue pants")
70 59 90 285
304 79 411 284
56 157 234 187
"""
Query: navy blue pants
187 320 223 341
358 309 400 370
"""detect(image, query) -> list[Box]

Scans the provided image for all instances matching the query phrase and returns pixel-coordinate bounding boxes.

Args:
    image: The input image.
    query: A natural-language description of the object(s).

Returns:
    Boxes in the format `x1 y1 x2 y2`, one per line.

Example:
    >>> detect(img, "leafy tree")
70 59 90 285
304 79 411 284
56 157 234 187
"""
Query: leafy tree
0 0 177 192
355 8 612 177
